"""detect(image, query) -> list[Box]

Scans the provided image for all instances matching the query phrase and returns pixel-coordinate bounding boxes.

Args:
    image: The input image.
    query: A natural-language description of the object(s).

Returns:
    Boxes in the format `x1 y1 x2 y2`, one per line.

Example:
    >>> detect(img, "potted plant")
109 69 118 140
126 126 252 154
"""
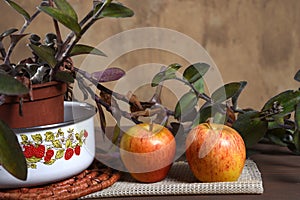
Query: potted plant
0 0 133 185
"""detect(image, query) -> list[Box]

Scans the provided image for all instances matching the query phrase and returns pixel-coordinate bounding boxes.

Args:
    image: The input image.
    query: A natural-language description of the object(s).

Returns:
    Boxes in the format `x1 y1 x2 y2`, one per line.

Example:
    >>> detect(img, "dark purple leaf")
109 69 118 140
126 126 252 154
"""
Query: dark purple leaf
92 67 125 82
0 28 18 40
10 33 28 44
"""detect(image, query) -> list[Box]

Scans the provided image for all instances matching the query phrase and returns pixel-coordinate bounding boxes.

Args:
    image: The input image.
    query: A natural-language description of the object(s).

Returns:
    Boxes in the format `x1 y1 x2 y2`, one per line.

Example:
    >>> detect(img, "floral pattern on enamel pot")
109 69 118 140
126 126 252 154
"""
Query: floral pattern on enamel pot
20 128 88 169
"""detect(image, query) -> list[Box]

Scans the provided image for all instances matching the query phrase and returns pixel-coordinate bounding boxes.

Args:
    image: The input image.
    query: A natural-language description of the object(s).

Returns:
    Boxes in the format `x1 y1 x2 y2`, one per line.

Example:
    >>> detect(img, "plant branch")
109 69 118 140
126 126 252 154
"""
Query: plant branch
74 67 130 103
75 67 174 125
4 9 41 65
47 0 63 61
56 0 110 70
174 77 212 102
58 10 94 63
94 94 141 124
19 10 41 34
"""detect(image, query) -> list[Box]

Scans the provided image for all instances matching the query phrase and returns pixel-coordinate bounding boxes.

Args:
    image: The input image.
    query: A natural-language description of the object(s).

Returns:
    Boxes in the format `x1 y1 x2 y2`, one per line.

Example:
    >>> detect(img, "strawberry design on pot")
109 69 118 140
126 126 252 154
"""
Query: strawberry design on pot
23 144 45 158
64 148 74 160
20 129 89 169
34 145 45 158
75 145 81 156
46 149 54 158
44 149 54 163
23 144 35 158
84 130 88 138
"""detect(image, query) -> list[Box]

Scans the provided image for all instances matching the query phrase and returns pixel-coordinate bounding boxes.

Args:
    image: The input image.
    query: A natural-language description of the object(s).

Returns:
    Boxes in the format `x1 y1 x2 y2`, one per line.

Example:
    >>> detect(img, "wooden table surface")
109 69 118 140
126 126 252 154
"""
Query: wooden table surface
93 143 300 200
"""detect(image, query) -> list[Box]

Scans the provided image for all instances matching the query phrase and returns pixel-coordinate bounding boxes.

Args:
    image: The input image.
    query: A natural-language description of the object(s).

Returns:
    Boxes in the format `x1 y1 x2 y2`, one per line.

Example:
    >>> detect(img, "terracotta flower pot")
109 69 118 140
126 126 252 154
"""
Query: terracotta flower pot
0 81 67 129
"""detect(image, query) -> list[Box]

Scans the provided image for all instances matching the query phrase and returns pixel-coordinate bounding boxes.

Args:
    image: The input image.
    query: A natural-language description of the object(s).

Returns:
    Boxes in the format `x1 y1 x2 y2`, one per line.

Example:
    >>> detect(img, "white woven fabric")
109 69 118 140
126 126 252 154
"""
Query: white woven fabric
81 159 263 199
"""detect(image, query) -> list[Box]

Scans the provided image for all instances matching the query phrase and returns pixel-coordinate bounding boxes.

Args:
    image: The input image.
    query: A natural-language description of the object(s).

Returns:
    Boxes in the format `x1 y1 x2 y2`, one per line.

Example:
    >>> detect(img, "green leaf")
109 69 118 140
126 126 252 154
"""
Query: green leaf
0 120 27 180
28 44 57 68
65 139 72 148
31 134 42 144
94 2 134 19
262 90 300 118
293 104 300 152
183 62 210 83
112 125 121 145
193 78 205 94
295 103 300 129
180 108 198 122
211 82 242 104
168 63 182 70
53 140 62 148
231 81 247 110
54 71 74 83
69 44 106 57
55 149 64 159
54 0 78 21
0 73 29 95
193 106 211 127
45 132 55 142
0 28 18 40
291 130 300 154
213 112 227 124
20 134 28 143
5 0 30 21
151 63 182 87
268 117 285 129
174 91 198 120
294 69 300 82
192 103 227 127
266 128 289 147
38 6 81 36
232 111 268 148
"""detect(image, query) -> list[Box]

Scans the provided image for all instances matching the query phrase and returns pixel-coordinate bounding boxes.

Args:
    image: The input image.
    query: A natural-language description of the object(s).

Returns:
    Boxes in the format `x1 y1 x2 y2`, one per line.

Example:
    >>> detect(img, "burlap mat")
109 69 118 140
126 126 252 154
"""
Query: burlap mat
81 159 263 199
0 161 120 200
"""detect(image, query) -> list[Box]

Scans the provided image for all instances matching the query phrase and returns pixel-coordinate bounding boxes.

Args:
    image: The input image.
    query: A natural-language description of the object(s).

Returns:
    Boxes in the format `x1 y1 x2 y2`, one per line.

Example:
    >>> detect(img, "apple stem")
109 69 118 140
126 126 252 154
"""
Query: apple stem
206 122 212 130
149 120 154 132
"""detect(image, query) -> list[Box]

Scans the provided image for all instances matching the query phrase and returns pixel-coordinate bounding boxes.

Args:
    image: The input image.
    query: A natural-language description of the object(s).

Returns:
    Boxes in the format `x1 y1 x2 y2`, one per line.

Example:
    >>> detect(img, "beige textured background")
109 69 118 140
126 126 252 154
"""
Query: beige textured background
1 0 300 113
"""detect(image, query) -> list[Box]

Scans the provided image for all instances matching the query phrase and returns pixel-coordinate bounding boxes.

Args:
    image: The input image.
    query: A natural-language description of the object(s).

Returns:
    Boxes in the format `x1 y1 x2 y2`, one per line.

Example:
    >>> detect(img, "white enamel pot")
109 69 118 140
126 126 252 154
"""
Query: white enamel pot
0 101 97 188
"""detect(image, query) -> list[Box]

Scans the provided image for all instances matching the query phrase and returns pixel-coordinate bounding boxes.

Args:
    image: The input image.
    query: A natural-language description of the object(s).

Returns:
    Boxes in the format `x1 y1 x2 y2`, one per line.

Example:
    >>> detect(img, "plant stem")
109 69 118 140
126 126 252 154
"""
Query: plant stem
47 0 64 63
174 77 212 102
149 121 153 132
74 67 130 103
56 1 110 69
58 10 94 64
75 67 173 125
0 42 6 58
94 94 141 124
4 9 41 65
19 10 41 34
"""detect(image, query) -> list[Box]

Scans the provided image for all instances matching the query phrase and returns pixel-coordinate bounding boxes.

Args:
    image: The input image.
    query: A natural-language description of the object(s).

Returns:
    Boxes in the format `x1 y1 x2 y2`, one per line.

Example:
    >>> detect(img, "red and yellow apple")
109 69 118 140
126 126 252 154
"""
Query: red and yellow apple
120 123 176 183
186 123 246 182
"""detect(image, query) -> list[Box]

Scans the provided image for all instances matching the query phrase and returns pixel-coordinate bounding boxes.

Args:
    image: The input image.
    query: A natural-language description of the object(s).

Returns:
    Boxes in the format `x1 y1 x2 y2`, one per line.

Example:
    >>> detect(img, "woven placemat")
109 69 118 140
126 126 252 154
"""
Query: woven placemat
0 161 120 200
81 159 263 199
